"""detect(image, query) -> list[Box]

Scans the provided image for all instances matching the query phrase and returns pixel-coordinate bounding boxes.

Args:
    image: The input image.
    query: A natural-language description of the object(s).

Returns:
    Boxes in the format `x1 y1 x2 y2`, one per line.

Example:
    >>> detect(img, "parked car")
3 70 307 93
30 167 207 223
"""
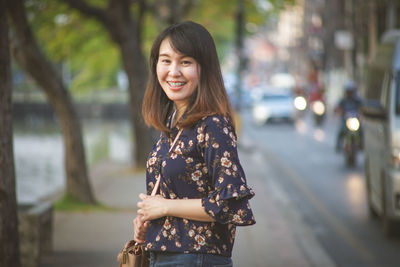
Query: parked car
252 91 295 125
362 29 400 236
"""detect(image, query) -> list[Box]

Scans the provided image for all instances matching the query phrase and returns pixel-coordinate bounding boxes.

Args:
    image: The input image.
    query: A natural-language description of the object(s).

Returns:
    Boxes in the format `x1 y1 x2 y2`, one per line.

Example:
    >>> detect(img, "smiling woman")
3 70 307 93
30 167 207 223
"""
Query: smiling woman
156 38 200 116
142 21 234 133
138 21 256 267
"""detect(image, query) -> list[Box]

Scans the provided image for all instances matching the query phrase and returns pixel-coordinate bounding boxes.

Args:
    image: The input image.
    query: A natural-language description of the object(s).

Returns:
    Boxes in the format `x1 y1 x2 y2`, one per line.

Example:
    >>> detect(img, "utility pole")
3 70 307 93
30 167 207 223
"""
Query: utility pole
235 0 245 113
344 0 355 78
367 0 377 63
386 0 397 30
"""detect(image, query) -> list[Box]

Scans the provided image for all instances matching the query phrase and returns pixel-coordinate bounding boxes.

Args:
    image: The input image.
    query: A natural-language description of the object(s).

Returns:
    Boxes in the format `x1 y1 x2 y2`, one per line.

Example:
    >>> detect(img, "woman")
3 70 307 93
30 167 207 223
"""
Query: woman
135 21 255 267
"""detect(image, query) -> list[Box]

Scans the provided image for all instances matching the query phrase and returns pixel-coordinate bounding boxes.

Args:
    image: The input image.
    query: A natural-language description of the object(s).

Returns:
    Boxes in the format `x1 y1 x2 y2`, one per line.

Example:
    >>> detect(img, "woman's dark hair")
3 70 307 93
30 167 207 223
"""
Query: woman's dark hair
142 21 234 133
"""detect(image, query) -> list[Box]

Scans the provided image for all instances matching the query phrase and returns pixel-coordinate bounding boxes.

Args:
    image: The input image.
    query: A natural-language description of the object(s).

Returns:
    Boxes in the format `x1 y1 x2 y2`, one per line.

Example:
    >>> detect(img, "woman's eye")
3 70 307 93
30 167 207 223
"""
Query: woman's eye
160 59 170 64
182 61 191 66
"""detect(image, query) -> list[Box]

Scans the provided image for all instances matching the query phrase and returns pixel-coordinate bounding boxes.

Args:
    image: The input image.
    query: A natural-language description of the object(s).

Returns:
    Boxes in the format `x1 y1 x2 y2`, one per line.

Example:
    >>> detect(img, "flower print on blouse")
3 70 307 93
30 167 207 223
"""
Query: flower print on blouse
145 115 255 257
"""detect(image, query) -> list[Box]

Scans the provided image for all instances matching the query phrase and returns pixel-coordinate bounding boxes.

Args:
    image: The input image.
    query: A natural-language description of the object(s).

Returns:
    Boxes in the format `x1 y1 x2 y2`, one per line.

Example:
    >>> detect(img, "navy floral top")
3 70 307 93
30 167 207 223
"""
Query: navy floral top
145 115 255 257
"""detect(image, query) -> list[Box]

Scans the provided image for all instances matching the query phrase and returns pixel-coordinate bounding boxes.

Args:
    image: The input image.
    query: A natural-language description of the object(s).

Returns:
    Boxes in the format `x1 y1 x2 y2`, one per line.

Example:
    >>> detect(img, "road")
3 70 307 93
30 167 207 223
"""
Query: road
238 110 400 267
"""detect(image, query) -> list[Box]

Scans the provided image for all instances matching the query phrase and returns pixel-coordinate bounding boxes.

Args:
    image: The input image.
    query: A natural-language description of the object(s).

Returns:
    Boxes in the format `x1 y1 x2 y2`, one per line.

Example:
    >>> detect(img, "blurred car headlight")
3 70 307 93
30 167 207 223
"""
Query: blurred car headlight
346 117 360 131
311 100 325 115
253 105 269 121
294 96 307 111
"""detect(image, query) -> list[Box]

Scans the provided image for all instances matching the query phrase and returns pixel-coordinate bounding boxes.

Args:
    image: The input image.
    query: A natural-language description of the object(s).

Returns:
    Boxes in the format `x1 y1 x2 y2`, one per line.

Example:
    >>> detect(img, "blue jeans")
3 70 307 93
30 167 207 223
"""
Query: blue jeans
149 252 233 267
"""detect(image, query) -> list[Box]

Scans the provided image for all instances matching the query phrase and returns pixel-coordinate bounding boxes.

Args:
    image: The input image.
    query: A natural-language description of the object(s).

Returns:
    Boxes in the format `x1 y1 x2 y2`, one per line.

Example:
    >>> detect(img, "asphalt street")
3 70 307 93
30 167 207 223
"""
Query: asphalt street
240 109 400 267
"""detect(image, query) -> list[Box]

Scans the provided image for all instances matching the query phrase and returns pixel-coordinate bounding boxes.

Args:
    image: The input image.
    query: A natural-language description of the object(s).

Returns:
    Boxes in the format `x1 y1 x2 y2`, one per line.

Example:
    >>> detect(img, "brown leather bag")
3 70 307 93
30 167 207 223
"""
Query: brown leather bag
116 129 183 267
116 240 149 267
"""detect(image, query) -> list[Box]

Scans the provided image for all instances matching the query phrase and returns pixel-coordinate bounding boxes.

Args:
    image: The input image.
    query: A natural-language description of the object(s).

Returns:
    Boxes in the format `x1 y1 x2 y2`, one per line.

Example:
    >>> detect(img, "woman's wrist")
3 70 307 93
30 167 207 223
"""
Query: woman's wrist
163 198 172 217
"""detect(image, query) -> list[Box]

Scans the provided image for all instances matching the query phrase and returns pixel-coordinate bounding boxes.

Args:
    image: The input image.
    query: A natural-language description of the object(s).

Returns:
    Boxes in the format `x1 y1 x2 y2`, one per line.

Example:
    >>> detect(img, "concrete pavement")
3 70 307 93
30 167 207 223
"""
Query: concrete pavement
40 138 336 267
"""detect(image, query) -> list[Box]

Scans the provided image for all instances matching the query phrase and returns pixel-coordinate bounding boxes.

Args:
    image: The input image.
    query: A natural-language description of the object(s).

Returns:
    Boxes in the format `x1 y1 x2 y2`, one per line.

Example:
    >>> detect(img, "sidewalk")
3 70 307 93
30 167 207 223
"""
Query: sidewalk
41 142 336 267
40 161 146 267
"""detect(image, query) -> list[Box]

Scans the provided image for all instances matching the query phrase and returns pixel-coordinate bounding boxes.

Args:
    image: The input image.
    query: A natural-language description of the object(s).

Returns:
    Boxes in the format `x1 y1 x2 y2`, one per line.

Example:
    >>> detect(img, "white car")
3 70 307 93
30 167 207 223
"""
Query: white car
363 30 400 236
252 91 295 125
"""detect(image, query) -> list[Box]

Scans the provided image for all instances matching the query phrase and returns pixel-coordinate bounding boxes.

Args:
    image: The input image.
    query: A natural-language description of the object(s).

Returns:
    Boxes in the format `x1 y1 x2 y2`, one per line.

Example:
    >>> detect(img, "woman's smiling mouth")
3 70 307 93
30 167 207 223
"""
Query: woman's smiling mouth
168 81 186 88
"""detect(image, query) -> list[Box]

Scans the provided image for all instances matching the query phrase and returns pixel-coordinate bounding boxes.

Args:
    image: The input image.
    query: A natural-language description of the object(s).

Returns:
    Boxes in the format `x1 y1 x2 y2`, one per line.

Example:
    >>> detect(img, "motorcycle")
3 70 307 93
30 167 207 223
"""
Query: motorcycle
293 95 307 120
310 100 326 126
343 111 362 167
308 84 326 126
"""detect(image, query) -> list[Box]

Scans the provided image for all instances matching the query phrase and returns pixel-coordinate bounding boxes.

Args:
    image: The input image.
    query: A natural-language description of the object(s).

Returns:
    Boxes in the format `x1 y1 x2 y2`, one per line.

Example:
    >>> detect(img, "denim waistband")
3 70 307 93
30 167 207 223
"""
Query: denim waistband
149 251 232 267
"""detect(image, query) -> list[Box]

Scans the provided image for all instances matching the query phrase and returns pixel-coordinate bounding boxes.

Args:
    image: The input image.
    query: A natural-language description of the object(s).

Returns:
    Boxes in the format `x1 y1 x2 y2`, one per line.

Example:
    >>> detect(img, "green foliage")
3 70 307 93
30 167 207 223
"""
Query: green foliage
21 0 292 95
182 0 293 59
54 194 112 211
26 0 120 93
141 12 162 57
185 0 267 59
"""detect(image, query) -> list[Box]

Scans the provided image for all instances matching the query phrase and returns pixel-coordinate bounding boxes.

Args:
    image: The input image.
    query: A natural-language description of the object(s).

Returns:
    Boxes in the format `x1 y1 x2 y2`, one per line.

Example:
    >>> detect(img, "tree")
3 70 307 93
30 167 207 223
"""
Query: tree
26 0 124 94
24 0 274 169
8 0 96 204
61 0 154 167
0 0 21 265
58 0 242 167
148 0 198 28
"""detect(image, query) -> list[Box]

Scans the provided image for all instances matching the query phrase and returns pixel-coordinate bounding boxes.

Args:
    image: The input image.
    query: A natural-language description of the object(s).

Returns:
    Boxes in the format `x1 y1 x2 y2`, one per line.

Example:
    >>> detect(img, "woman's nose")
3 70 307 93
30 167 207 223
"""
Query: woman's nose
169 63 181 76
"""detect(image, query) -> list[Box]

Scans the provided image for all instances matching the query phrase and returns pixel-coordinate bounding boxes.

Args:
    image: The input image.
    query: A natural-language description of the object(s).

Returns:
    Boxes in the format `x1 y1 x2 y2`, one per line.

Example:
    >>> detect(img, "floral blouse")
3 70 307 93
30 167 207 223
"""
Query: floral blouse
145 115 255 257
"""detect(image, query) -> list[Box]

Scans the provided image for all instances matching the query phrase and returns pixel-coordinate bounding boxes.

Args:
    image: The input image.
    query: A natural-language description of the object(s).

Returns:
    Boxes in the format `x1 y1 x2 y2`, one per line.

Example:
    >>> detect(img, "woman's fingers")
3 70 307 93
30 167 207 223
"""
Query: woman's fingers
137 209 150 221
134 233 145 243
139 193 148 200
133 194 153 243
134 215 148 228
133 215 148 243
136 194 166 221
137 208 144 216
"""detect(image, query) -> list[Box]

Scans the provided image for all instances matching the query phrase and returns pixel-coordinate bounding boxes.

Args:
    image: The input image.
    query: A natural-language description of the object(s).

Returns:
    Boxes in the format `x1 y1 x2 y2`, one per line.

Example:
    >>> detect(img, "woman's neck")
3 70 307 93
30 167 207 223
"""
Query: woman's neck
173 103 187 125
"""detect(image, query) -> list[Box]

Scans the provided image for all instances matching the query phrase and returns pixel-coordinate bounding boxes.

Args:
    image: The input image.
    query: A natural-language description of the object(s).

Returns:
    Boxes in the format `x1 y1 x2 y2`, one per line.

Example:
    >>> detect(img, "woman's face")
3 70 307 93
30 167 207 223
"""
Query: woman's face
156 38 200 111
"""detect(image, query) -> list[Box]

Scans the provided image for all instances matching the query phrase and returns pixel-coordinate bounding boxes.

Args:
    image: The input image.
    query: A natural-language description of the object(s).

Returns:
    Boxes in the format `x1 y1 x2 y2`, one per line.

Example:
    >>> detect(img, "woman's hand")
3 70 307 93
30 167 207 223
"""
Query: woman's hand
137 193 168 221
133 215 149 243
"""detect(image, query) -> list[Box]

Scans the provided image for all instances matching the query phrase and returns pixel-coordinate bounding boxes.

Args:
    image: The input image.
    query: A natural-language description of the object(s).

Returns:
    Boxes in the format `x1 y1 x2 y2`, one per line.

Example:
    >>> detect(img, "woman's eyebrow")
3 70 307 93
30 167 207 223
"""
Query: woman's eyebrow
159 53 191 59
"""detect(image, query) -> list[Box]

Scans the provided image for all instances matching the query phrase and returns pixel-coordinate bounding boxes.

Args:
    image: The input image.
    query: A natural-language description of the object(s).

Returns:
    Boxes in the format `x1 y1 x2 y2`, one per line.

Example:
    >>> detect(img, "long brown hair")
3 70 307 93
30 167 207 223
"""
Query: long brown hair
142 21 234 133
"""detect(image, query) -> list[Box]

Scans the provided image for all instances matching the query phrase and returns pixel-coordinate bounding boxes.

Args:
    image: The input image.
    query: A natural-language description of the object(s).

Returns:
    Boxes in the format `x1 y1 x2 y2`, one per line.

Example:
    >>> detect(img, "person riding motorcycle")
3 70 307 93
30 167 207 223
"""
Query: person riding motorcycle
334 80 364 152
308 82 326 126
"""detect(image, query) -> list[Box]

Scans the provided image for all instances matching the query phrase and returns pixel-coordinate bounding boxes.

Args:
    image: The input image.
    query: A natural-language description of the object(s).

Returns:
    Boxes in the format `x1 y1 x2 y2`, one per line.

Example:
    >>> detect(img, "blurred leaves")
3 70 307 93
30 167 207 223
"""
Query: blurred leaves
21 0 292 94
26 0 119 93
184 0 277 58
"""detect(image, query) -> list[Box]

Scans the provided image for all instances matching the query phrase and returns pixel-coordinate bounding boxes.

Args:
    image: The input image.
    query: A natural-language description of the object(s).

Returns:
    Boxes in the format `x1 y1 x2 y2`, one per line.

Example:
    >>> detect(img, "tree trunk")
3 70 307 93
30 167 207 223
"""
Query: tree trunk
120 39 152 167
61 0 199 167
0 0 21 265
62 0 154 168
107 5 153 167
107 0 198 166
151 0 198 28
8 0 96 204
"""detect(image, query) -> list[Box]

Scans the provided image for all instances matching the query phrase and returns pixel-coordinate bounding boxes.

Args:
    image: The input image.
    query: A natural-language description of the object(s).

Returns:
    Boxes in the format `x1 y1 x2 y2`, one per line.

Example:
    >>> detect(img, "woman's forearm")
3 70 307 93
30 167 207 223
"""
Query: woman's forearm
137 194 215 222
165 198 215 222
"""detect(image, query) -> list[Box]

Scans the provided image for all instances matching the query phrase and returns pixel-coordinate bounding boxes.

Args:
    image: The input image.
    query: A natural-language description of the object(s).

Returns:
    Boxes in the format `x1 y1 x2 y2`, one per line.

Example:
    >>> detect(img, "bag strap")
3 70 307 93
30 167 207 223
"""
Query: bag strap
150 129 183 196
132 130 183 246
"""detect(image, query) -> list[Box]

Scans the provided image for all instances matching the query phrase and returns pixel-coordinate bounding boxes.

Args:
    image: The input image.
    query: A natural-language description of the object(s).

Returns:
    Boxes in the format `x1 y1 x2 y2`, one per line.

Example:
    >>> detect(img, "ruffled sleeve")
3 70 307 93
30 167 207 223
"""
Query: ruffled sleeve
198 115 255 226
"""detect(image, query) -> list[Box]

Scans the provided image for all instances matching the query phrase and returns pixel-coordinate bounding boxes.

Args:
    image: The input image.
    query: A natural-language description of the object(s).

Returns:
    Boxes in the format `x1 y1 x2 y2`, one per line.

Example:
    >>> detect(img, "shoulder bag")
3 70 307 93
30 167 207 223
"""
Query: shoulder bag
116 129 183 267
